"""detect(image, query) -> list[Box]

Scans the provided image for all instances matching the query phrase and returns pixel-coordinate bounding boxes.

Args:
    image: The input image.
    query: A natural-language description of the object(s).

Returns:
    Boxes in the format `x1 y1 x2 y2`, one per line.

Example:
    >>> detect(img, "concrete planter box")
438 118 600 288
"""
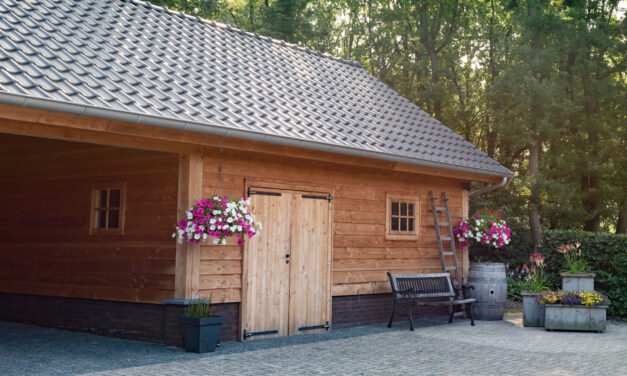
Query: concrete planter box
521 291 545 327
561 273 595 292
544 304 607 332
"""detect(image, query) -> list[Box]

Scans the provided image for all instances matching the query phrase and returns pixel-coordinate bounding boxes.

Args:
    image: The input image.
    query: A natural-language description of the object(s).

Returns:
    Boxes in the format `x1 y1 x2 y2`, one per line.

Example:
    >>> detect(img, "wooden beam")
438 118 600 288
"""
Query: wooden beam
0 104 506 182
174 153 203 299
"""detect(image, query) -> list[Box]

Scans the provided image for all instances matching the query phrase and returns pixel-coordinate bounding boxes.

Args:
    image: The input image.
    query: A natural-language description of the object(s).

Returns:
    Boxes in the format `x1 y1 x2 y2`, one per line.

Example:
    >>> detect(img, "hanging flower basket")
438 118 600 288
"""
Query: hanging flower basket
172 195 262 245
454 208 511 249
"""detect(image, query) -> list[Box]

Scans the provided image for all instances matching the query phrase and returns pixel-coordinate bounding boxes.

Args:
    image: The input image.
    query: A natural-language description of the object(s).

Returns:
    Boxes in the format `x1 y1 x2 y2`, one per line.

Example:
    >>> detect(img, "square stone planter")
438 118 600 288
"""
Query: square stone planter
561 273 595 292
544 304 607 332
521 291 545 327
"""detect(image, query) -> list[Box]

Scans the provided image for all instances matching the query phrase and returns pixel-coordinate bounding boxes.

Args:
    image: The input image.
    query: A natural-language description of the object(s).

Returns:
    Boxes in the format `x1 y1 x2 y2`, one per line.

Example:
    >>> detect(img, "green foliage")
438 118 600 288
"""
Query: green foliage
185 299 213 318
507 277 523 302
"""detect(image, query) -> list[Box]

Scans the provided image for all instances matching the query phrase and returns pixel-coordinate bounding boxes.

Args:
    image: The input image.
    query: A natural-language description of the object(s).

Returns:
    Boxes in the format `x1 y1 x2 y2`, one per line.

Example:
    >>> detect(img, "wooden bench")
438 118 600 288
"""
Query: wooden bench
387 272 476 330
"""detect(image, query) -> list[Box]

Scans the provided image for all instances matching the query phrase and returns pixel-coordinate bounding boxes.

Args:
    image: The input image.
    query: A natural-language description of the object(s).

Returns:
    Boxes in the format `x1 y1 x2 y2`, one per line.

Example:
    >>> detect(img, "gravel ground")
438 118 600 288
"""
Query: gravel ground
2 314 626 376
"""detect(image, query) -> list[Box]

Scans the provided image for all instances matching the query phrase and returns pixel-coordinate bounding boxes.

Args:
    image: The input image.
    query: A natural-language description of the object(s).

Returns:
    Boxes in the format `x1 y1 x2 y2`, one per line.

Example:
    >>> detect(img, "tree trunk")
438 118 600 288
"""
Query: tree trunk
529 137 543 247
617 186 627 234
429 51 441 120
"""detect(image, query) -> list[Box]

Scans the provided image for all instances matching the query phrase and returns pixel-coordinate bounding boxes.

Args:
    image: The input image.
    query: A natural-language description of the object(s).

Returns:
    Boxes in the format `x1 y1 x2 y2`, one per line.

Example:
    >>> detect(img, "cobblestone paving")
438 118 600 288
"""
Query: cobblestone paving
85 314 627 376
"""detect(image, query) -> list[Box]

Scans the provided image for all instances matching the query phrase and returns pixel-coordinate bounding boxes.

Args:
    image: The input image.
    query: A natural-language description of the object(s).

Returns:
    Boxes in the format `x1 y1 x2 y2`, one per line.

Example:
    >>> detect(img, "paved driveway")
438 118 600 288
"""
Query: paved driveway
2 315 626 375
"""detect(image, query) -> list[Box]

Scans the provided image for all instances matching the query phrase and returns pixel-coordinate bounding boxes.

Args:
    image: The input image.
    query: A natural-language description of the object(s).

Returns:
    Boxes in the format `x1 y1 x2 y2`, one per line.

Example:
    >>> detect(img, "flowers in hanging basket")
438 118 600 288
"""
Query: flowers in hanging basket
172 195 261 245
453 208 511 249
536 290 609 307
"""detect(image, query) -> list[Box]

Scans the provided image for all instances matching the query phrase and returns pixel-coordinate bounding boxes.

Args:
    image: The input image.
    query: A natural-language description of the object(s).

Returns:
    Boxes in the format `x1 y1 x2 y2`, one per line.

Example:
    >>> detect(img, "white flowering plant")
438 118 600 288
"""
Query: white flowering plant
172 195 261 245
453 208 511 249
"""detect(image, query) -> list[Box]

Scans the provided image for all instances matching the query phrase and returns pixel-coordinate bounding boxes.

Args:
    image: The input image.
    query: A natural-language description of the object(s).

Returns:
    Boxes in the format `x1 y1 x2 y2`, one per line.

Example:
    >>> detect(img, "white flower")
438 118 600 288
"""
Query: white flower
172 232 177 238
186 211 193 220
213 238 219 244
237 225 242 231
230 225 237 232
213 210 221 215
210 225 216 230
202 234 208 240
194 234 201 240
213 196 219 200
210 218 216 224
258 223 263 230
227 217 233 223
221 238 227 245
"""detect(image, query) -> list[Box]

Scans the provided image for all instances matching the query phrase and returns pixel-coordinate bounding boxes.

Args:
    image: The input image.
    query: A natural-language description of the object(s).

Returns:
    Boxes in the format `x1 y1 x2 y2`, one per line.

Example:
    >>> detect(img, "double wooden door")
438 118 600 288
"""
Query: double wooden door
241 187 331 340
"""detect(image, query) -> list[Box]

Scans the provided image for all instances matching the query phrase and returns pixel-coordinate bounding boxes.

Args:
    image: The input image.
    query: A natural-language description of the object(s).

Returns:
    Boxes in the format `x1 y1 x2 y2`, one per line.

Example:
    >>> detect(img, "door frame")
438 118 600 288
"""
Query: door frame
240 178 334 341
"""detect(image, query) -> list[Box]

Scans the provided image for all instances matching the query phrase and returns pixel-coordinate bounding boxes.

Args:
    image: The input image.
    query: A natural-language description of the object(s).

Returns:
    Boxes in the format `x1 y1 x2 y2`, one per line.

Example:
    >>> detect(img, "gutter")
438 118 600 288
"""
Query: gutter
468 177 510 198
0 92 513 179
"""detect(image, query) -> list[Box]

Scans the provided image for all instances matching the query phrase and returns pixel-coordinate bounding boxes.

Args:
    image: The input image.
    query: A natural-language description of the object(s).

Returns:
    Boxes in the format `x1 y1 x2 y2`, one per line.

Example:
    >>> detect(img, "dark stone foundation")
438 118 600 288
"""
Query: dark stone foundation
0 292 447 345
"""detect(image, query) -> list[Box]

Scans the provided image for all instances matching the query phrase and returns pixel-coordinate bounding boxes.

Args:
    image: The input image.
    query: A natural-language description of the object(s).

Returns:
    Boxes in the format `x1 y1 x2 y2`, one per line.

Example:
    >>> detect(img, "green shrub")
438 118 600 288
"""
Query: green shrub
538 230 627 317
507 277 523 302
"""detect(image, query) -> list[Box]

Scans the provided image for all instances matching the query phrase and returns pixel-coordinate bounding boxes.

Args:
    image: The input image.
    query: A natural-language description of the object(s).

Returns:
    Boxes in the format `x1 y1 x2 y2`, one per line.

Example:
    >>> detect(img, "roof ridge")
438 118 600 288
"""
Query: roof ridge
124 0 363 68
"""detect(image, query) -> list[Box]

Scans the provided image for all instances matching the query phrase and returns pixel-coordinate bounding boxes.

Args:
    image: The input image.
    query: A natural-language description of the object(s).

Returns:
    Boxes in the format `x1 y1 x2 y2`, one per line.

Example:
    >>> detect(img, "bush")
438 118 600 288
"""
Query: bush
538 230 627 317
507 277 523 302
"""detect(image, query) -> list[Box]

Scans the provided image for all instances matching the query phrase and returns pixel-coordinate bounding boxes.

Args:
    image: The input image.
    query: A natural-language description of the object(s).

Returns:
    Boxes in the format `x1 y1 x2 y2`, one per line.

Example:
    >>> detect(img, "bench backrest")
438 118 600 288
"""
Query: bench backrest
387 273 455 298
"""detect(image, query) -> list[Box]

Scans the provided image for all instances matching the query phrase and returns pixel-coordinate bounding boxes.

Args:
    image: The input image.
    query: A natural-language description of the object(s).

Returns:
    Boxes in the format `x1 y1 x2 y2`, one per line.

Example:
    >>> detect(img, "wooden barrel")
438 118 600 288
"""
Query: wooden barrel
467 263 507 320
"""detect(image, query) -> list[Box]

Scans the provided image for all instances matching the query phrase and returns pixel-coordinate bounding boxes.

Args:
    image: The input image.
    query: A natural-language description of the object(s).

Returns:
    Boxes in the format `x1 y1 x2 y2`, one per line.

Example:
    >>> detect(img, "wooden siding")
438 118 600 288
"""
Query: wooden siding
0 134 178 303
199 148 467 303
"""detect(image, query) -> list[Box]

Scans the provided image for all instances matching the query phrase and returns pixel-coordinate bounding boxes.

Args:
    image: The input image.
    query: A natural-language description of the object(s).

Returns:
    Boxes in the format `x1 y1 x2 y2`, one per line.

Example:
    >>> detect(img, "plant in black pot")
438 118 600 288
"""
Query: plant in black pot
179 298 225 353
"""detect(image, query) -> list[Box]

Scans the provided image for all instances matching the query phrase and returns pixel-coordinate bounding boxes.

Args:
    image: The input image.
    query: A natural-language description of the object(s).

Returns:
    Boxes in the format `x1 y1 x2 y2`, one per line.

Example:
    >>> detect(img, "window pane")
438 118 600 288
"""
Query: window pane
96 210 107 228
400 217 407 231
108 210 119 228
391 201 399 216
98 190 108 208
391 217 399 231
408 218 414 232
408 203 414 217
400 202 407 216
109 189 121 208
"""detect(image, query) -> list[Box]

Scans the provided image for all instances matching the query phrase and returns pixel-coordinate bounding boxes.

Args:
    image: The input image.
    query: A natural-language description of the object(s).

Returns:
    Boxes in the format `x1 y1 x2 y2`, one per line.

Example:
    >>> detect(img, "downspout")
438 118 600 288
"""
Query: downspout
468 177 510 198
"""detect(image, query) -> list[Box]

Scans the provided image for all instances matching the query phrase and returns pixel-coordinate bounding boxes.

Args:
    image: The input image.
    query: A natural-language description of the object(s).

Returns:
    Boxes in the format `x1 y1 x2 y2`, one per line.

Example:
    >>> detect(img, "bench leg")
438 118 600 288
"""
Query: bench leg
448 305 454 323
466 303 475 326
408 298 414 331
388 298 397 328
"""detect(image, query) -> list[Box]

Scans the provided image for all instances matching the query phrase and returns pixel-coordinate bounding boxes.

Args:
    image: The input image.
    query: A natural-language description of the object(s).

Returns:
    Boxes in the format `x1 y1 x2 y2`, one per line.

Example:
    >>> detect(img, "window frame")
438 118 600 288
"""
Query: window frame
385 193 420 240
89 182 126 235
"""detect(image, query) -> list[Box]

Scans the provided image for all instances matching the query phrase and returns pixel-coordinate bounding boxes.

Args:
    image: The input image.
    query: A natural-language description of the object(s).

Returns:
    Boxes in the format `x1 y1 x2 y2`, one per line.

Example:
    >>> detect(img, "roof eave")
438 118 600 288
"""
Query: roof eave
0 92 514 179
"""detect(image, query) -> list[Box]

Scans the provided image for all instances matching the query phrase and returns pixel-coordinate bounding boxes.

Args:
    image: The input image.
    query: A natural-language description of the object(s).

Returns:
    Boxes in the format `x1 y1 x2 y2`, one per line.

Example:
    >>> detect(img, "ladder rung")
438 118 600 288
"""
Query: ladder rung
435 207 446 211
443 252 455 256
445 267 457 272
440 236 452 241
438 222 450 226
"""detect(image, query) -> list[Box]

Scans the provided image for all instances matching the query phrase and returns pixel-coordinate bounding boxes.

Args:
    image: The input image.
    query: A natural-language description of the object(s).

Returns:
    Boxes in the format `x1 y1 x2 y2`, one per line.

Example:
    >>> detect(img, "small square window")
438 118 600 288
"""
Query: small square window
91 183 125 235
386 194 419 240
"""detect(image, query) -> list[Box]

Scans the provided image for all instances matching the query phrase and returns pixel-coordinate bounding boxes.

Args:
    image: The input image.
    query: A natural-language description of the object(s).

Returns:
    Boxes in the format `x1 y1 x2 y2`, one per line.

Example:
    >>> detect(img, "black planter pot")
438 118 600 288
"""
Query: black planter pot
178 315 225 353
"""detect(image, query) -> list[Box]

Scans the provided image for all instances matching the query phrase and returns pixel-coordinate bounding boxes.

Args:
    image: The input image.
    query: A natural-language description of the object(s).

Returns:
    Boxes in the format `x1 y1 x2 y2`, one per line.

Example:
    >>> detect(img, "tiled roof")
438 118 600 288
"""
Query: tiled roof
0 0 512 177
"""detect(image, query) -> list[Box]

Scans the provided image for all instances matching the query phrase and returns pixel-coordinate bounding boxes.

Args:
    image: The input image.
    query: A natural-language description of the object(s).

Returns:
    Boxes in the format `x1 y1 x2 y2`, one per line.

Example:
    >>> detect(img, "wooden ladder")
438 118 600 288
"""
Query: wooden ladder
429 191 461 290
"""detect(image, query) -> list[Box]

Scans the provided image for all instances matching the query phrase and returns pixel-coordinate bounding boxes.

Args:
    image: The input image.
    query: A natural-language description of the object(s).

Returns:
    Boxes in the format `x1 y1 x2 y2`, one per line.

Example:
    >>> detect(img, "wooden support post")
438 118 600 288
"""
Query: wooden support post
461 189 470 283
175 153 204 299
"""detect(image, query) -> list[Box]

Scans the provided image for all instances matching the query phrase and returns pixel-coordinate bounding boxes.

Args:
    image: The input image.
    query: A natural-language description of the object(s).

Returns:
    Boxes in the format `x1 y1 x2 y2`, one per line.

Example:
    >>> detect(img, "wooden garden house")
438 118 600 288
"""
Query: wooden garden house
0 0 512 344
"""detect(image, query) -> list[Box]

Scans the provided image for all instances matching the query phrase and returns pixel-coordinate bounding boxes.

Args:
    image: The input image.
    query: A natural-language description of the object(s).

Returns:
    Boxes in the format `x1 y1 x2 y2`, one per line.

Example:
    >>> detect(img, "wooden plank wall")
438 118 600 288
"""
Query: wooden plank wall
0 133 178 303
199 148 466 303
